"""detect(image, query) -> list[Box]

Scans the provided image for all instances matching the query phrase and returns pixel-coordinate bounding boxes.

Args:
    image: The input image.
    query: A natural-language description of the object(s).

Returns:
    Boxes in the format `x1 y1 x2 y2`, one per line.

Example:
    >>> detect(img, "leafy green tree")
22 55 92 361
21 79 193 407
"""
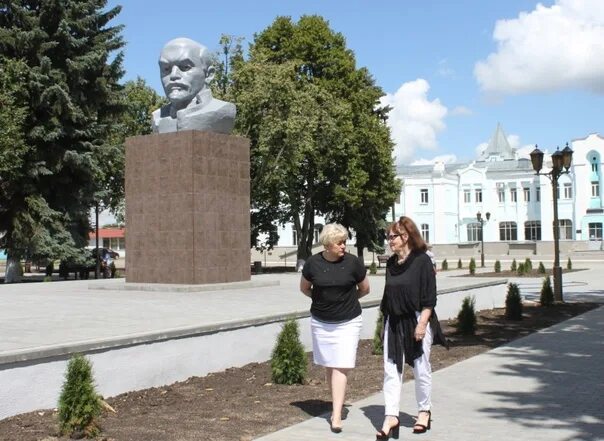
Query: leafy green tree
0 0 125 281
107 78 167 223
227 16 398 259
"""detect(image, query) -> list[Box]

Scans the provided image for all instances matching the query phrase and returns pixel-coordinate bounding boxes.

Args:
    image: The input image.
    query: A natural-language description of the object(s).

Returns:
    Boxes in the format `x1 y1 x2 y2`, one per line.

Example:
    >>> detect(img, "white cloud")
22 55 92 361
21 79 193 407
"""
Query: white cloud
475 0 604 95
450 106 472 116
437 58 455 77
380 79 448 165
411 154 458 165
475 142 488 158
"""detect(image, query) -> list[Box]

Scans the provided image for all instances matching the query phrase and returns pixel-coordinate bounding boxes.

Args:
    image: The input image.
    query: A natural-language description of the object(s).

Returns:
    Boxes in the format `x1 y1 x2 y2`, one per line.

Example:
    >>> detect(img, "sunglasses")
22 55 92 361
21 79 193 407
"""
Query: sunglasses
387 234 401 241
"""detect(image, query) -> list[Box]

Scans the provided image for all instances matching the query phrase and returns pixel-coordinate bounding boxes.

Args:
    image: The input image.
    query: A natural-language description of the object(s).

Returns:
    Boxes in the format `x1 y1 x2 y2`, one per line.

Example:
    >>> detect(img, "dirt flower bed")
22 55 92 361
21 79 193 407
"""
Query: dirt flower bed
0 302 598 441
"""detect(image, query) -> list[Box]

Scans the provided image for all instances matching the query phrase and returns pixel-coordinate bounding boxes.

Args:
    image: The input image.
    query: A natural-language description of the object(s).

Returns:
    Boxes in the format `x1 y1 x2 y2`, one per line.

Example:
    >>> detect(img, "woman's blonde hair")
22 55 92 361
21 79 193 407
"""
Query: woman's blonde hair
319 223 349 247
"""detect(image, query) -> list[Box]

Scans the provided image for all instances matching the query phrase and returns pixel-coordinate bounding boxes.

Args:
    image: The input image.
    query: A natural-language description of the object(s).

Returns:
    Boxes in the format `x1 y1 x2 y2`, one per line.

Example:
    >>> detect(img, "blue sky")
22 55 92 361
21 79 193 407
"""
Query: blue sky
109 0 603 165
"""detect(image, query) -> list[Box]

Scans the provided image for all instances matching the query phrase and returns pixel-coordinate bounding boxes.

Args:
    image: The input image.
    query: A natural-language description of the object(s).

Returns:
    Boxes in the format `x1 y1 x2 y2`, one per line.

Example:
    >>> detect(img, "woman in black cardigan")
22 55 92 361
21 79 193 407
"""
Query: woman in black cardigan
376 216 447 439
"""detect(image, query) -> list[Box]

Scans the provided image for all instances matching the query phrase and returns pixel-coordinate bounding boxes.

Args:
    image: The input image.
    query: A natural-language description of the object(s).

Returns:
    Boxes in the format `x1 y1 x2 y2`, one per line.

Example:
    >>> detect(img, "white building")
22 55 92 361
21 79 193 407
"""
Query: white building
393 126 603 252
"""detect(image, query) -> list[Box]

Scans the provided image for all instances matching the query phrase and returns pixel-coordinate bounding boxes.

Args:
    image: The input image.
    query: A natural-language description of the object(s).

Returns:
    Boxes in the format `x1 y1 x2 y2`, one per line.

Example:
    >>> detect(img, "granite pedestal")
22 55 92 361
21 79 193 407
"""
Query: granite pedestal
125 130 250 284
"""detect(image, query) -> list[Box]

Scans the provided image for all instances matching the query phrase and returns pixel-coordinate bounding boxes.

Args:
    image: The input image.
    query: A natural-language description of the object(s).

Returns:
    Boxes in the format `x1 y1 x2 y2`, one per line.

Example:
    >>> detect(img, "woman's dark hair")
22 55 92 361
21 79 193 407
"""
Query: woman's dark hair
388 216 428 253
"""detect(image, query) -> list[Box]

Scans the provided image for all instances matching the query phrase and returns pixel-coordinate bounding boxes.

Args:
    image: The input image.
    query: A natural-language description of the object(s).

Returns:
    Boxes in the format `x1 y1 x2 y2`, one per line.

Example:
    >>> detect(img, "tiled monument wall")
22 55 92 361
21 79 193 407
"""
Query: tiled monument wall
125 131 250 284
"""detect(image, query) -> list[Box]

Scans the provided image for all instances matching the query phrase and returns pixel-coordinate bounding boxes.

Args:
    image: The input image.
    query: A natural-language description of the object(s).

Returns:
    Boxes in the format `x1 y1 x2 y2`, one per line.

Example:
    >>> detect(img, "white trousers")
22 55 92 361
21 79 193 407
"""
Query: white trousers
383 312 433 416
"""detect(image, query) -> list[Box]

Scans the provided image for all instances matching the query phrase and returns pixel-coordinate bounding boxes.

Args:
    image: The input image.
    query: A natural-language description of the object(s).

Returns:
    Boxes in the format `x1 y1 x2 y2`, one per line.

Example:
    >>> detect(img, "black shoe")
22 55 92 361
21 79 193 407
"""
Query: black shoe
376 417 400 440
330 417 342 433
412 410 431 434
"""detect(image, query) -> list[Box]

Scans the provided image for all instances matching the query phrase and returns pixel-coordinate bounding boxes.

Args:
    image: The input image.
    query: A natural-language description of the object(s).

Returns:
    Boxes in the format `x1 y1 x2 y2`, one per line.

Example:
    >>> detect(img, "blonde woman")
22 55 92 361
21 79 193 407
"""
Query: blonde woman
300 223 370 433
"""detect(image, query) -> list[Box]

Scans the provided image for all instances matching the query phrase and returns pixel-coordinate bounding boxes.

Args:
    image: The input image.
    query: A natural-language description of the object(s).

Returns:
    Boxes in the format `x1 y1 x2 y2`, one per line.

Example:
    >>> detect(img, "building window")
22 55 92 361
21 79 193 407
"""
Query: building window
420 188 429 204
499 221 517 241
525 221 541 241
536 187 540 202
102 237 125 250
421 224 430 243
563 183 572 199
592 162 599 172
589 223 603 240
467 222 482 242
592 181 600 197
464 190 471 203
475 189 482 203
523 188 530 202
498 188 505 203
510 188 517 202
559 219 573 240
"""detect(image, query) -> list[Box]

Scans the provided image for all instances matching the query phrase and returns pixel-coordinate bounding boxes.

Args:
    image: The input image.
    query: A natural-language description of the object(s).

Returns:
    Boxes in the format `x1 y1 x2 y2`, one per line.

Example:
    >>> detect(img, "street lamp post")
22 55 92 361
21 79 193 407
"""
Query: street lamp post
530 143 573 303
477 211 490 268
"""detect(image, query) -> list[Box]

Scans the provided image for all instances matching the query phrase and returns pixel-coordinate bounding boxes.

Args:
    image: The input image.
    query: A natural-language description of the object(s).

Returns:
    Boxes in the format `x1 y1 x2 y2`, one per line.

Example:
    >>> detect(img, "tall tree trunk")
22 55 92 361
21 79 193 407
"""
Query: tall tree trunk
4 256 22 283
294 196 315 270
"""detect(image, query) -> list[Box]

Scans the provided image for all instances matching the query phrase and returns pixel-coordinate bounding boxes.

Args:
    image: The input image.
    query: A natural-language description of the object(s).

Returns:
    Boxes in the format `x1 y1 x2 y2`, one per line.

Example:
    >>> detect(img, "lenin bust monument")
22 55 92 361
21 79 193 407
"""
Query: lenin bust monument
125 37 250 285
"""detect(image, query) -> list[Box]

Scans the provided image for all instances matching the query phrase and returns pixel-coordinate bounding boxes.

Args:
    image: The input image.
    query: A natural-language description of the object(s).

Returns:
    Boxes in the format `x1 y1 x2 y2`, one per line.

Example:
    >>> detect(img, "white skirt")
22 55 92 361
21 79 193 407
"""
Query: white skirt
311 314 363 368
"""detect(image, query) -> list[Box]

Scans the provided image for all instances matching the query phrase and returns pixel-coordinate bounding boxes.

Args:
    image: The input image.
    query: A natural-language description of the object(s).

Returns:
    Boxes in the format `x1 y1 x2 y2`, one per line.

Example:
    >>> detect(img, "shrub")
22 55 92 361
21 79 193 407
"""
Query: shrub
505 283 523 320
369 261 377 275
271 320 307 385
494 260 501 273
457 258 463 269
58 355 102 438
43 276 52 282
540 276 554 307
469 258 476 275
517 262 525 275
372 311 384 355
456 295 477 335
45 261 54 277
538 262 546 274
441 259 448 271
524 258 532 272
510 259 517 272
567 257 572 271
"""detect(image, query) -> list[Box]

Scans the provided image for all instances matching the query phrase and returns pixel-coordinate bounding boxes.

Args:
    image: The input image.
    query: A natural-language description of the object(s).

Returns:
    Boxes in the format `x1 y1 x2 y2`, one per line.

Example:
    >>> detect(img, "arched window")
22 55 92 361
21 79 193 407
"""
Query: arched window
421 224 430 243
559 219 572 240
467 222 482 242
525 221 541 241
499 222 517 241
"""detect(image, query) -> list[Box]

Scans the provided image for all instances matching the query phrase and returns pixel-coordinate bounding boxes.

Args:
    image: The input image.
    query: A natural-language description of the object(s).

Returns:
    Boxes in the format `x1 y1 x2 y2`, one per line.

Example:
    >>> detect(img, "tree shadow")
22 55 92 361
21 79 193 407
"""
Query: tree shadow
473 309 604 440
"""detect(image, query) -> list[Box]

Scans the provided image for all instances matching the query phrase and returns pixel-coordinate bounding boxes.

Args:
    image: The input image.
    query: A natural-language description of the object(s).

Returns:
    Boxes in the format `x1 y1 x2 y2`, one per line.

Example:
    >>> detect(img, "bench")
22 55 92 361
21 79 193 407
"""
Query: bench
377 255 390 268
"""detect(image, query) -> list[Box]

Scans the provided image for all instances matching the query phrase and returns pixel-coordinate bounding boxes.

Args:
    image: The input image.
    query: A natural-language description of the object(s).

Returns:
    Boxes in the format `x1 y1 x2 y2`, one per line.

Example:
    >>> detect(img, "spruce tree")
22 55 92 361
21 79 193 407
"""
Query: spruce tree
457 296 477 335
0 1 125 279
372 310 384 355
505 283 523 320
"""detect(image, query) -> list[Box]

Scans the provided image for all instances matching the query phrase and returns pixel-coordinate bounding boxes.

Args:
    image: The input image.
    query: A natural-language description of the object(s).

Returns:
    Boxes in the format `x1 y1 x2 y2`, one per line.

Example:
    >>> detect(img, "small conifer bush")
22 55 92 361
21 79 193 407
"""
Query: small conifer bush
457 295 477 335
457 258 463 269
517 262 525 275
505 283 523 320
494 260 501 273
567 257 572 270
524 258 533 272
45 262 54 277
372 311 384 355
469 257 476 275
441 259 448 271
510 259 517 272
369 261 377 275
538 262 546 274
271 320 307 385
58 355 102 438
540 276 554 307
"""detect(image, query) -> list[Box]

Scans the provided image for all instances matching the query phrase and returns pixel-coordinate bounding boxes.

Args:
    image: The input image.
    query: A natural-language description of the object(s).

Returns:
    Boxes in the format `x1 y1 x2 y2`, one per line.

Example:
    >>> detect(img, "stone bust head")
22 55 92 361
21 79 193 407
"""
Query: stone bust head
152 37 236 134
159 38 213 112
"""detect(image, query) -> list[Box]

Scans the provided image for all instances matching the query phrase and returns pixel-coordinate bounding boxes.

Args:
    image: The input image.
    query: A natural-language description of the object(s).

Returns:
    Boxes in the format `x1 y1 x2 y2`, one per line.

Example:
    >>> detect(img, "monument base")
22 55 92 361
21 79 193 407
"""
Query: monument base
125 130 250 284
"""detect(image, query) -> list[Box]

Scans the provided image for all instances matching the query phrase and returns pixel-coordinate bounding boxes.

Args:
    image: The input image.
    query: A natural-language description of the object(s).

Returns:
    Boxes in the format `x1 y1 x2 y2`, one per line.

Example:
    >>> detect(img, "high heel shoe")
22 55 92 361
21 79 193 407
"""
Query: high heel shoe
330 417 342 433
412 410 431 434
376 416 400 440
